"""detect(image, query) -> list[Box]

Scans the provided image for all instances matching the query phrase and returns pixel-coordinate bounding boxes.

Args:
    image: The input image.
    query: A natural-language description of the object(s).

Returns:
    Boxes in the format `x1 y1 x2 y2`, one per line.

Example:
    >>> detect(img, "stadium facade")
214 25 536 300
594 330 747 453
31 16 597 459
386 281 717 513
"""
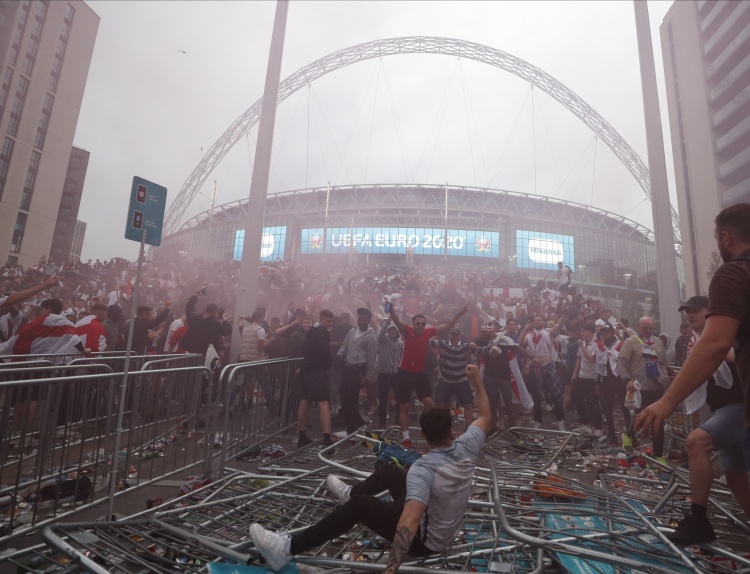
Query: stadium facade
155 184 685 300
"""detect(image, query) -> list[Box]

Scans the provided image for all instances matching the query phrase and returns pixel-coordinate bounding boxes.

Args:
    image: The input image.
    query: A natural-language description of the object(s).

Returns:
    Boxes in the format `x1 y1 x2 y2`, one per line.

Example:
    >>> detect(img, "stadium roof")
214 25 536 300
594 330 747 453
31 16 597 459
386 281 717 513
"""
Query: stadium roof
177 184 654 242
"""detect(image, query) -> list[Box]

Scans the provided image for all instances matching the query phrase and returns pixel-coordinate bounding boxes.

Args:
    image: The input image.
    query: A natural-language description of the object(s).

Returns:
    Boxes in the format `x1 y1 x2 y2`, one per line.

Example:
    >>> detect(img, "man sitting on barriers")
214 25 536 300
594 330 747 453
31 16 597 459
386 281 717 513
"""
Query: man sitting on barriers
249 364 490 573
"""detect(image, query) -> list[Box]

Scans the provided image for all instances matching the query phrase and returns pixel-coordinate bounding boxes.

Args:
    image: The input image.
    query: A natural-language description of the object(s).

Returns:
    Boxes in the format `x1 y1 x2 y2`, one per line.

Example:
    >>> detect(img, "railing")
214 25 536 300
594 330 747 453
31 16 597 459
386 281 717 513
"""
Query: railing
0 365 208 544
210 357 303 477
0 355 303 545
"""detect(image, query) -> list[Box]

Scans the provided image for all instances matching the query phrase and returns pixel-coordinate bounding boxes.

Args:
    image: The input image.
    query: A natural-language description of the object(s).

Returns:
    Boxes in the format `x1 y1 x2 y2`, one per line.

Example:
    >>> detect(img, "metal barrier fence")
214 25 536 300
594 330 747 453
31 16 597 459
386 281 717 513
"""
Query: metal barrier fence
0 364 209 545
1 351 203 372
0 355 304 545
210 357 304 477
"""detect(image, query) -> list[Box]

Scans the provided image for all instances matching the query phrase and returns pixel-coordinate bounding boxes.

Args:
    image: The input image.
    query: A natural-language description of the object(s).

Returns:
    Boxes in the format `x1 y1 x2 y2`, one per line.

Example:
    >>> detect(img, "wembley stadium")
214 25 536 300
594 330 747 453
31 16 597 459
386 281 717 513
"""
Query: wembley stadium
153 183 686 302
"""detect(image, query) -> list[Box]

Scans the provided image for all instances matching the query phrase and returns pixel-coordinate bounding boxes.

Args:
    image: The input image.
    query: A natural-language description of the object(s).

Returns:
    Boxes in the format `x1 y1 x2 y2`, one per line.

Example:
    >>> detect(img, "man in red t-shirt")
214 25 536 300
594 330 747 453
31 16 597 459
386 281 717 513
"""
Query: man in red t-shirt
389 303 470 447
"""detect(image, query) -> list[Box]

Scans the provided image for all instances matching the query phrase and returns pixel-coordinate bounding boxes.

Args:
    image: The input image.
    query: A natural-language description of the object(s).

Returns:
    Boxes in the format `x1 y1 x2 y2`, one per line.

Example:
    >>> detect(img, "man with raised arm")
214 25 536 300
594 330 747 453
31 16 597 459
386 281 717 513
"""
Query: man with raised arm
389 303 470 447
248 364 490 572
0 275 60 308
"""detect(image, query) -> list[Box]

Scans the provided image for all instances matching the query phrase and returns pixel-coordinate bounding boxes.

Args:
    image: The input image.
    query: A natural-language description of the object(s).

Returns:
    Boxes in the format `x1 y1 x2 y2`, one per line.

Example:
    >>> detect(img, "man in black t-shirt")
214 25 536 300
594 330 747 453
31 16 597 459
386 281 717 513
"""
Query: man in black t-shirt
297 309 335 449
665 297 750 545
636 203 750 543
477 334 527 432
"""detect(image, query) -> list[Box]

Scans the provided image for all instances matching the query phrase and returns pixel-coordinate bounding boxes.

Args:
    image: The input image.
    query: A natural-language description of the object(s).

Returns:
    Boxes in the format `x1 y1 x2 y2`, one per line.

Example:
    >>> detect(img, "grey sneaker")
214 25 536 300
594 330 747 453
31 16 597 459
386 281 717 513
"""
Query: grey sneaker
249 523 293 571
326 475 352 504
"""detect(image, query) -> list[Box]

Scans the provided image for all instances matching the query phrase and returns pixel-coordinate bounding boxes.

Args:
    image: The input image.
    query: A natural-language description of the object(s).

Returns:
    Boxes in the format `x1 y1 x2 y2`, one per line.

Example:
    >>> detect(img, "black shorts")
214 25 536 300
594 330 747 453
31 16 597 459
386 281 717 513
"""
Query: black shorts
301 370 330 403
396 368 432 403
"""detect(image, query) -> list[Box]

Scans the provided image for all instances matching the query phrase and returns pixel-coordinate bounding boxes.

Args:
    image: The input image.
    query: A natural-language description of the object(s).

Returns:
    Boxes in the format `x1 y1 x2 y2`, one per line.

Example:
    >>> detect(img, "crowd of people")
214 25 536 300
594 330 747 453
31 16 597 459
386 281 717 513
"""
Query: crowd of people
1 202 750 557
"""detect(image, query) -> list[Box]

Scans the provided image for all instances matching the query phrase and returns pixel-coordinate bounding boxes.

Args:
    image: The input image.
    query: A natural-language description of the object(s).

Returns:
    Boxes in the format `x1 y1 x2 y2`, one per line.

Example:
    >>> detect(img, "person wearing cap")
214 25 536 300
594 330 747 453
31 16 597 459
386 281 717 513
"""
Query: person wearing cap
431 329 477 432
103 304 124 352
376 318 403 429
74 302 108 352
335 307 378 435
636 205 750 527
659 296 749 545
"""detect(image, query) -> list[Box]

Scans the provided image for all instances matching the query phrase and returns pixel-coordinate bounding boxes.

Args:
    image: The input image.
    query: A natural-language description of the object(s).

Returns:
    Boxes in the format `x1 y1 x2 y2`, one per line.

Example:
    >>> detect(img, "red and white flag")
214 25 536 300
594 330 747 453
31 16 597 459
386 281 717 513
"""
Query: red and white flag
0 314 82 361
75 314 107 352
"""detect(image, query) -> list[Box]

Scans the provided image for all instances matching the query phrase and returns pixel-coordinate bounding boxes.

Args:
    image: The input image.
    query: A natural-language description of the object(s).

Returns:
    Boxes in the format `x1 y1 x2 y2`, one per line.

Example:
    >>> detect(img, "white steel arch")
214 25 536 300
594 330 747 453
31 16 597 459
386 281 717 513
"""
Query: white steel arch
163 36 679 241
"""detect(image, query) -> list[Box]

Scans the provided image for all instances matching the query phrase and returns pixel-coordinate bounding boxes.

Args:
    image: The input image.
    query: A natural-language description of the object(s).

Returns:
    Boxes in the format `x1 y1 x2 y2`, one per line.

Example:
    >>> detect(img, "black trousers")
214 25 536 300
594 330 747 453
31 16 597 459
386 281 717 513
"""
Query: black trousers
290 462 433 557
339 364 366 433
599 373 631 439
378 372 399 427
573 377 602 429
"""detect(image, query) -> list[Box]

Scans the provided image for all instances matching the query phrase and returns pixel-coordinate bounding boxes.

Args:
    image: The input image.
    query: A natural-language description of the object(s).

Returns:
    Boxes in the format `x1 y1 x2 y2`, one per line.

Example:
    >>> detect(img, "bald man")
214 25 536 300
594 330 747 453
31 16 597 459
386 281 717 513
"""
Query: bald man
616 316 671 457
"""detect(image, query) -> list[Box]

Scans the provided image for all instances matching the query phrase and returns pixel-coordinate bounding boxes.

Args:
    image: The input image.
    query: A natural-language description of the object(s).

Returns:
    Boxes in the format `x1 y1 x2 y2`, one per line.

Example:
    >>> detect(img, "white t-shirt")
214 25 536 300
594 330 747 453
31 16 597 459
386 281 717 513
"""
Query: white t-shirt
577 339 600 379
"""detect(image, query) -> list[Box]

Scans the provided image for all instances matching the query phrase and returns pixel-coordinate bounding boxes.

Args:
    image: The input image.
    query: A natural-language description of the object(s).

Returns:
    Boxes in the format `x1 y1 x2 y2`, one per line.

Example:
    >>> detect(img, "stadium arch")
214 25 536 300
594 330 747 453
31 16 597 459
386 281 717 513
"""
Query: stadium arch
163 36 679 242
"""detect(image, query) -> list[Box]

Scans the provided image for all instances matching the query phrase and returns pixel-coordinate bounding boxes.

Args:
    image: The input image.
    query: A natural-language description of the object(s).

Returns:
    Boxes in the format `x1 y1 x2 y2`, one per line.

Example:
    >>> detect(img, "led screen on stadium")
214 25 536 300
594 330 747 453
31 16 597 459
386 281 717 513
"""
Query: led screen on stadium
233 226 287 262
515 230 574 270
300 227 499 258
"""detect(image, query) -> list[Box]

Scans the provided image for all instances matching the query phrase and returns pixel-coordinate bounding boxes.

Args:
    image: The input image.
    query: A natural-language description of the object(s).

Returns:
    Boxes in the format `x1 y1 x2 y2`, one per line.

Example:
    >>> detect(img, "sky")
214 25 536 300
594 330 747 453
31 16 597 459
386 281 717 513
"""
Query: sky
75 0 677 262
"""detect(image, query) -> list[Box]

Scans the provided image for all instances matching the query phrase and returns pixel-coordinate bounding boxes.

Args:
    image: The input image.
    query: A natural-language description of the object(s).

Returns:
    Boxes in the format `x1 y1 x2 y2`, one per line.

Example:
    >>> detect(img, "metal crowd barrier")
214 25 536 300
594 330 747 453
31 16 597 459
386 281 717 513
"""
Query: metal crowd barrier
1 351 202 372
0 364 210 545
27 425 750 574
208 357 303 477
0 354 315 547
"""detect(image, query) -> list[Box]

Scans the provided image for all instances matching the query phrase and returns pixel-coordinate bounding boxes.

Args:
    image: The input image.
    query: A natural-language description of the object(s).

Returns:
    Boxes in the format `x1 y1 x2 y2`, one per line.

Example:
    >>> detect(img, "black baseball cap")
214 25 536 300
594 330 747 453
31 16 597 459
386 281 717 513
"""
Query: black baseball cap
356 307 372 318
678 296 709 312
599 323 614 331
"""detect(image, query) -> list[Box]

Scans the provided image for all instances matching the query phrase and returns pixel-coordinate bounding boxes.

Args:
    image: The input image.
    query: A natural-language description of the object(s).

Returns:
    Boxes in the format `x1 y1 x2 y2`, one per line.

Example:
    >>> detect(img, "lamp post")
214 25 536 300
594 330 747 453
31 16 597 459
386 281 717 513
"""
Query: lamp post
230 0 289 363
323 181 330 261
634 0 680 338
444 183 449 261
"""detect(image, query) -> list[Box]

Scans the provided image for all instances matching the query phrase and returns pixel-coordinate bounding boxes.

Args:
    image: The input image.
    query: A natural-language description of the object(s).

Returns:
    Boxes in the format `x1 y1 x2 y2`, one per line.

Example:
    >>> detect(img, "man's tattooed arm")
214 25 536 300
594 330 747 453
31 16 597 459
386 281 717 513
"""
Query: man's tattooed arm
385 500 426 574
385 525 415 574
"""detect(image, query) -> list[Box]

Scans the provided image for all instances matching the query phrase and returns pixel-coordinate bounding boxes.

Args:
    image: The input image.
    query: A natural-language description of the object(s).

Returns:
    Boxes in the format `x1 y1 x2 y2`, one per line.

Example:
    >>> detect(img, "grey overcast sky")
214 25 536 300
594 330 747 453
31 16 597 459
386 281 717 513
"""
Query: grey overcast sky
75 0 676 262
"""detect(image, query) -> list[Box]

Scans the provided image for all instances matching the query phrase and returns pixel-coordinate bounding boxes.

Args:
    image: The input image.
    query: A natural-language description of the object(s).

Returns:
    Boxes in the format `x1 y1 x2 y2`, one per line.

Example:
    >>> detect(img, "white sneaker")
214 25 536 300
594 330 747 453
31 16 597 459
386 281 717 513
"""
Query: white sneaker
531 421 543 429
326 475 352 504
249 523 292 571
592 429 603 438
557 420 567 432
572 425 592 437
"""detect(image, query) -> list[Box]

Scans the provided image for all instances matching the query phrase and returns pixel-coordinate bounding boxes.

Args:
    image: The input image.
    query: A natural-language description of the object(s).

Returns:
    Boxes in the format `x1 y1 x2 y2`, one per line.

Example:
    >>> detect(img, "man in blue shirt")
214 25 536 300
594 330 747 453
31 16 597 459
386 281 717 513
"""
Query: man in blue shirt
249 364 491 572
